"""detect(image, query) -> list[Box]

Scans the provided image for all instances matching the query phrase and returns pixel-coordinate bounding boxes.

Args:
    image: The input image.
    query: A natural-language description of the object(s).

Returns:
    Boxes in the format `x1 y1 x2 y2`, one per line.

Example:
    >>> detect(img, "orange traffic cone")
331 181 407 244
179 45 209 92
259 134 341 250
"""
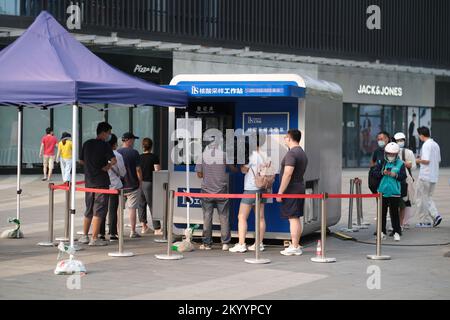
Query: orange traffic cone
315 240 322 257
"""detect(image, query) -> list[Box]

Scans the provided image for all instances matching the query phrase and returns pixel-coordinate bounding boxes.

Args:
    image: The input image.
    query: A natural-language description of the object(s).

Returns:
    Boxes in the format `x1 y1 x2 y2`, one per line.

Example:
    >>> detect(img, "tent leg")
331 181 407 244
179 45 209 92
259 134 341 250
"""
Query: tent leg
2 107 24 239
55 103 86 275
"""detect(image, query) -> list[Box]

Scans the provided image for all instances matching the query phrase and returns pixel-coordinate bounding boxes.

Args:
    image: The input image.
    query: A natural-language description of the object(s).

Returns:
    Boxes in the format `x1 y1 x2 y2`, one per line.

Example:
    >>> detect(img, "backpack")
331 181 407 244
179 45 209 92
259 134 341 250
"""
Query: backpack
251 161 275 190
368 160 384 194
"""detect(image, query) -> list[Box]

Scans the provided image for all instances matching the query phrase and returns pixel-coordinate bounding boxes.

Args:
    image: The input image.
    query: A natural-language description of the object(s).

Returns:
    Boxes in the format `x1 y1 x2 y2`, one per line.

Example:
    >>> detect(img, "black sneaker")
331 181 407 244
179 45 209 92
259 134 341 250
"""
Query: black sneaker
433 215 442 227
109 235 119 242
99 235 106 241
388 231 395 237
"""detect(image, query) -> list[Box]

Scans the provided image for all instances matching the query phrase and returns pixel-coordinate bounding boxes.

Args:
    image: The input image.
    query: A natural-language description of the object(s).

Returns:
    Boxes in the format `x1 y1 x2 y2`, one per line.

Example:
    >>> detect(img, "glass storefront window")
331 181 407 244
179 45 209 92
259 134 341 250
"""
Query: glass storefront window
359 105 382 167
108 106 130 141
23 108 50 167
133 106 154 153
0 107 18 167
82 105 105 145
0 0 19 15
53 105 72 142
343 104 359 167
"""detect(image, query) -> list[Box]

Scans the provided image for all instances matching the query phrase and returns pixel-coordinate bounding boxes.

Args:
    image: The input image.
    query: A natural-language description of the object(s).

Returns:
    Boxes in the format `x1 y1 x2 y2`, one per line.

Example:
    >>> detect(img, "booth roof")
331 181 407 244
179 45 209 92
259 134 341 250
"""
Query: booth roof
0 11 187 107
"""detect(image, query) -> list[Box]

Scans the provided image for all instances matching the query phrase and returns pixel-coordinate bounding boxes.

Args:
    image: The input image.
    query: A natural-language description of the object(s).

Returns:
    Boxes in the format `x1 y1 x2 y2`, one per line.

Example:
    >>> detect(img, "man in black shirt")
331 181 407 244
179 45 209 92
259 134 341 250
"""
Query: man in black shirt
370 131 390 167
118 132 143 238
277 129 308 256
138 137 162 235
79 122 116 246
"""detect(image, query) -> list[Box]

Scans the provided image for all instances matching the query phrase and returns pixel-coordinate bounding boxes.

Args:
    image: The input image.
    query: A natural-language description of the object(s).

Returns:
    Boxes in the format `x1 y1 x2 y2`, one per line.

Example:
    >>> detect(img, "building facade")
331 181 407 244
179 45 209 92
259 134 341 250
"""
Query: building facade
0 0 449 172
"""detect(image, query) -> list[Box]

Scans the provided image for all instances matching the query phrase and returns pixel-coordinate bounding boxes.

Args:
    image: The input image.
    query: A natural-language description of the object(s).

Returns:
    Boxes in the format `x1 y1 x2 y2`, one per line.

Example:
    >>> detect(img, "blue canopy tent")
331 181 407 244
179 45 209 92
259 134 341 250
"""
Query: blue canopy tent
0 10 187 258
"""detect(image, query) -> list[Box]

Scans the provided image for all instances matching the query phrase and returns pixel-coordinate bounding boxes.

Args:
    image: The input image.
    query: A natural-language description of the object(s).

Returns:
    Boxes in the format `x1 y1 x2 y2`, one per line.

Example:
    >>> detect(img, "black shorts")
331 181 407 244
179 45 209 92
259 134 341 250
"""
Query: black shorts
280 198 305 219
84 188 109 219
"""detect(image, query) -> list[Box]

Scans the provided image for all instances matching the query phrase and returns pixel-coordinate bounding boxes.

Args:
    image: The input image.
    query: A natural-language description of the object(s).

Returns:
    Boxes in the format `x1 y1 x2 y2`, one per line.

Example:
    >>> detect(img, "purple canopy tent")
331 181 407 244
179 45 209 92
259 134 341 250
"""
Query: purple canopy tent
0 11 187 261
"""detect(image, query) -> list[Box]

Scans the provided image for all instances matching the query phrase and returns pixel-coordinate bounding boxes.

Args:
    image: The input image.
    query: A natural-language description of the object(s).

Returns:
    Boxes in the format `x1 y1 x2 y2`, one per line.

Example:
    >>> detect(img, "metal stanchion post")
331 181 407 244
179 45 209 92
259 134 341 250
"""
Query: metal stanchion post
245 192 270 264
109 190 134 257
311 193 336 263
354 179 368 229
38 183 56 246
55 185 70 242
367 193 391 260
340 179 358 232
154 182 168 243
155 190 183 260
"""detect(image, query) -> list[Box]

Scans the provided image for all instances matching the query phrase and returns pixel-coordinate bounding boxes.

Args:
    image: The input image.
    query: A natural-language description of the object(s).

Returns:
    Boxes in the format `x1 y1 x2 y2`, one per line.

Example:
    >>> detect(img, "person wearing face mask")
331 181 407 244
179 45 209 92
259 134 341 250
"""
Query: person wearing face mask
370 131 391 167
79 122 117 246
372 142 407 241
394 132 416 230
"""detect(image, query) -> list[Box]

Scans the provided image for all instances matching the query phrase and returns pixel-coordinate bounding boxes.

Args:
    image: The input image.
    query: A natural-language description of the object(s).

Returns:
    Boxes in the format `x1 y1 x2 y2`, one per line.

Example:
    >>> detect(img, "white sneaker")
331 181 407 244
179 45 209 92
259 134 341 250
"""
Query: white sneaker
222 244 229 251
229 243 247 253
381 232 387 240
79 235 90 244
280 245 303 256
199 244 212 250
141 227 153 235
248 243 265 252
394 233 401 241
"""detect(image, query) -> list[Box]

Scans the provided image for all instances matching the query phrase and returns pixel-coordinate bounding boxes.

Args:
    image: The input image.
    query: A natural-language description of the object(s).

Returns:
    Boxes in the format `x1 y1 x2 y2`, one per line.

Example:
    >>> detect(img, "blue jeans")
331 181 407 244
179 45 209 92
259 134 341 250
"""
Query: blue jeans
201 189 231 245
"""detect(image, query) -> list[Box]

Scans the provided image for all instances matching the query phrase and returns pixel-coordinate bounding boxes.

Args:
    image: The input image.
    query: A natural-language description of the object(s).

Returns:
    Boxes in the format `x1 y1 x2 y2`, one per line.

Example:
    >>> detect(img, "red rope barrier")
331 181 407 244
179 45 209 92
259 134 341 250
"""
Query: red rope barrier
50 185 69 191
175 191 379 200
263 193 324 199
328 194 379 199
75 187 119 195
175 192 256 199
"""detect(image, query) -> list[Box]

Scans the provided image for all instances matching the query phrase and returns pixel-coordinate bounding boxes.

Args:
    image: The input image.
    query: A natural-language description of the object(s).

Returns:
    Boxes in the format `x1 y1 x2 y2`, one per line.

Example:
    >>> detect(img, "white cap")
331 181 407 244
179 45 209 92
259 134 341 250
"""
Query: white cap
394 132 406 141
385 142 400 154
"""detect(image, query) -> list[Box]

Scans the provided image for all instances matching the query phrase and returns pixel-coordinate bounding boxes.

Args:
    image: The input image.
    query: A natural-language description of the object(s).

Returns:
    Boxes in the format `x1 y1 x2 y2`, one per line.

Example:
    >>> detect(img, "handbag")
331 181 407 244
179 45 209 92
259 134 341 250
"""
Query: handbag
251 162 275 190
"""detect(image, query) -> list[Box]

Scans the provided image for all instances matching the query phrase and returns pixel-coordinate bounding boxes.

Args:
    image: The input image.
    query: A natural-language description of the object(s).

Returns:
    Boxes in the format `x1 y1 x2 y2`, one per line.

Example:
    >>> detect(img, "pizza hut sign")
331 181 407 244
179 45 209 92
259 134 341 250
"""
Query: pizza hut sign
133 64 163 74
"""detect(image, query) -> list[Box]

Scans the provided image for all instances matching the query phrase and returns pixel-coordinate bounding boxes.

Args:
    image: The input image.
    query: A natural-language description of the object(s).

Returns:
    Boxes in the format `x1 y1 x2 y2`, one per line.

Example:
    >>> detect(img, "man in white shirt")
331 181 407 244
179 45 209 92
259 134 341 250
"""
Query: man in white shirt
415 127 442 228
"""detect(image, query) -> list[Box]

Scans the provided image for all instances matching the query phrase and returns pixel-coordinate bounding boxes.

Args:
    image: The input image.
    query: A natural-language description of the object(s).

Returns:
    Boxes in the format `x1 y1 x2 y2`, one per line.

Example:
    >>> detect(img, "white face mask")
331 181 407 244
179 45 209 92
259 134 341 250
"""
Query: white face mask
387 156 396 162
397 141 405 148
378 140 386 148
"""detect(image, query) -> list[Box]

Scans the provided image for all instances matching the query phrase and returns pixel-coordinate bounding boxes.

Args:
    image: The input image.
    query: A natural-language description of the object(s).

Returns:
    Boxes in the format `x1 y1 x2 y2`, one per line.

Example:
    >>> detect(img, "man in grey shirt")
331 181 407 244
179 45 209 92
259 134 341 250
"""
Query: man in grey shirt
195 141 237 251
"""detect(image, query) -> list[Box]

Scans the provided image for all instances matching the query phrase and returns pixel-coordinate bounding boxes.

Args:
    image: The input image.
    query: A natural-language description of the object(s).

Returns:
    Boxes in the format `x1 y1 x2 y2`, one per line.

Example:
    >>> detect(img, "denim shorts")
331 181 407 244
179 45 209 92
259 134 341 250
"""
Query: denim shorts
240 190 267 205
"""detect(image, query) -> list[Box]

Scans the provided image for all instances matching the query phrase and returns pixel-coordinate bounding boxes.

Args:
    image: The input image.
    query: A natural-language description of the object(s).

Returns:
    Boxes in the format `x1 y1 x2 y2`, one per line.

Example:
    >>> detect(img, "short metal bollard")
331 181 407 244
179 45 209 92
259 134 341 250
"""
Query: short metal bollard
354 178 369 229
37 183 56 247
154 182 169 243
367 193 391 260
311 193 336 263
245 192 270 264
109 189 134 257
55 185 70 242
155 190 183 260
340 179 359 232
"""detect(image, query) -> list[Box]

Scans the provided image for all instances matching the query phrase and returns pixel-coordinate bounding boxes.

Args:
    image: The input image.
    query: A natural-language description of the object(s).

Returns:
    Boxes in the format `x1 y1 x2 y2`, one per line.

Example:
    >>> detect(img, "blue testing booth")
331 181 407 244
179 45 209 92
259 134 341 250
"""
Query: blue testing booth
160 74 343 239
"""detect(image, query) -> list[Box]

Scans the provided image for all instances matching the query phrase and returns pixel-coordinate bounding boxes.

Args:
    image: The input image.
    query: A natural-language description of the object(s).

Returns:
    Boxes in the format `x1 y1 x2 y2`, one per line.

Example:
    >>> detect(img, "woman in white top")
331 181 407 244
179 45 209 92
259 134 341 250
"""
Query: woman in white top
230 136 270 253
99 134 126 240
394 132 416 229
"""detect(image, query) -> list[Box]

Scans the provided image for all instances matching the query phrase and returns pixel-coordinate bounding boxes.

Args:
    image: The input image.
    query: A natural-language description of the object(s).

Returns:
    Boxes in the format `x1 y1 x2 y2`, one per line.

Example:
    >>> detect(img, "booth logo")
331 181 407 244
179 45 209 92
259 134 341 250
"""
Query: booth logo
177 188 202 208
357 84 403 97
133 64 163 74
